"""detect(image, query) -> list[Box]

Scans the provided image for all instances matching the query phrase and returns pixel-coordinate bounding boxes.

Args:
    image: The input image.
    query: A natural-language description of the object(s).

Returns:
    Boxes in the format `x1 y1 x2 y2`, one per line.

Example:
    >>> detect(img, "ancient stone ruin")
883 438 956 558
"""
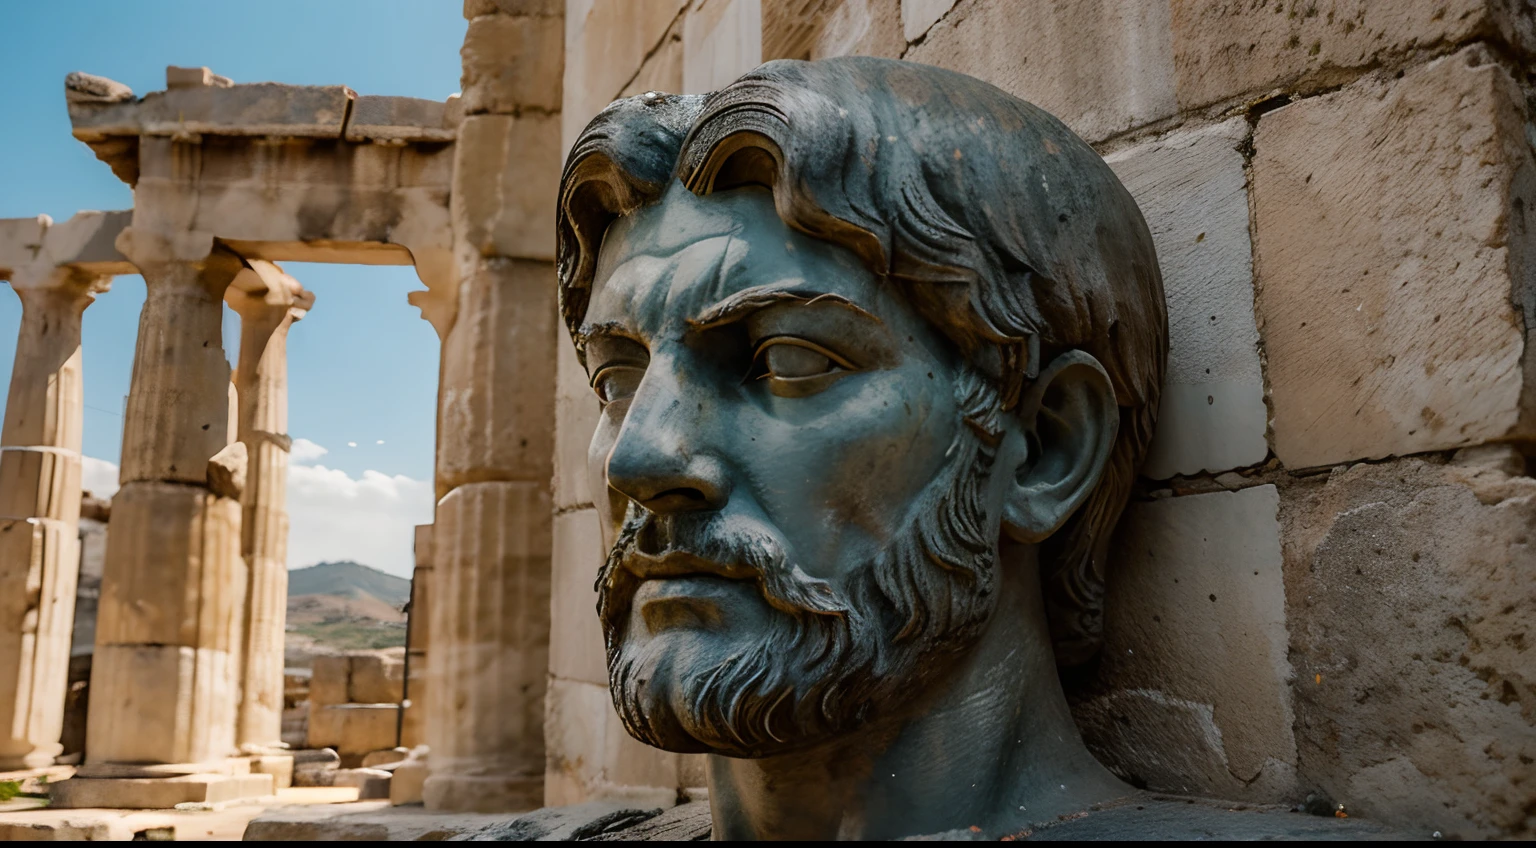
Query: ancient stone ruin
0 0 1532 841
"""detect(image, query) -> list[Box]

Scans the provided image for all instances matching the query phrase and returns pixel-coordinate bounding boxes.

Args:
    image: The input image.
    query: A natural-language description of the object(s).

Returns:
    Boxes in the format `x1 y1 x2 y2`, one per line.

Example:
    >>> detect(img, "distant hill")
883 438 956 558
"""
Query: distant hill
287 562 411 659
289 561 411 608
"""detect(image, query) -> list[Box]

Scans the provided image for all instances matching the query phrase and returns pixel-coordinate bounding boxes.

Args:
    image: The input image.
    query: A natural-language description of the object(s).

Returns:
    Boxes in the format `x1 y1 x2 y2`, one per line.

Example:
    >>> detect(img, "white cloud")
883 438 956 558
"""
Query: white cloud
289 438 329 464
286 459 433 579
76 443 432 580
82 456 119 499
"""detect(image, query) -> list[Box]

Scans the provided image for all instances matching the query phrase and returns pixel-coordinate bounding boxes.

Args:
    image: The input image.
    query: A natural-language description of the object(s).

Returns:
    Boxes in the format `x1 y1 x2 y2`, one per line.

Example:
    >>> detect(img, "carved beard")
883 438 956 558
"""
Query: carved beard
597 371 1003 758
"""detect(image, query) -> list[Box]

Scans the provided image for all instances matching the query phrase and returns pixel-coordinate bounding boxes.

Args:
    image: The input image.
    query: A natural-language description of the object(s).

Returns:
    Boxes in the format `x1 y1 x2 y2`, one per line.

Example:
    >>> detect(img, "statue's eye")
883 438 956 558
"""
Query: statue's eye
749 337 857 397
590 365 644 405
764 341 835 378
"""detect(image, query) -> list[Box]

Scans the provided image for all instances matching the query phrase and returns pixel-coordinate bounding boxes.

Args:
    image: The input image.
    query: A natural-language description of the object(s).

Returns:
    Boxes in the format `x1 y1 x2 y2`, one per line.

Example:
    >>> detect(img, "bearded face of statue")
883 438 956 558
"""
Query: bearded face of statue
582 184 1014 757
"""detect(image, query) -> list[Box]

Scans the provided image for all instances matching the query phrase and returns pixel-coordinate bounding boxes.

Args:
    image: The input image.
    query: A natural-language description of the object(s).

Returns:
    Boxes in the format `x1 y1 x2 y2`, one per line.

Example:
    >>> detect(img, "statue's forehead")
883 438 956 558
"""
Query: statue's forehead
591 184 870 328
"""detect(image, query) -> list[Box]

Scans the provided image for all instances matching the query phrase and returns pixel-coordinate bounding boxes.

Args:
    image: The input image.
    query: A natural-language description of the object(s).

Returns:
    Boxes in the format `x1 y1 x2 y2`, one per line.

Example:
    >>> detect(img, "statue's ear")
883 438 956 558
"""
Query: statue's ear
1001 350 1118 544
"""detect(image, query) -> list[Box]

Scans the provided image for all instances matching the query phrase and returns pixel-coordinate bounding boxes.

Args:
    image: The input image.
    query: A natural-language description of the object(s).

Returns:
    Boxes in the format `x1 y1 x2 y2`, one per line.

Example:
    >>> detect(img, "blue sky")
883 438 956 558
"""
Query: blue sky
0 2 468 575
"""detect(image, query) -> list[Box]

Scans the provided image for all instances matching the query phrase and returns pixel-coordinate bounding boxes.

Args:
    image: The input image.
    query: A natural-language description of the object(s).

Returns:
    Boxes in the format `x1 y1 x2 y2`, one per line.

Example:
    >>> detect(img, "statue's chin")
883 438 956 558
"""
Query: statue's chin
609 634 840 759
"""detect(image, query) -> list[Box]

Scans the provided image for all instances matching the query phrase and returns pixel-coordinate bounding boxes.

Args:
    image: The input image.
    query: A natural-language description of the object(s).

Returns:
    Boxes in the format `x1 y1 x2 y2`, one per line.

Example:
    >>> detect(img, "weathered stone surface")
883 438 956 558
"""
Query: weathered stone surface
1171 0 1536 110
550 509 608 685
683 0 763 93
390 760 427 805
460 13 564 115
562 0 689 151
309 655 350 707
49 772 273 809
248 754 293 790
349 654 405 704
436 258 557 494
589 801 713 841
69 82 354 140
1106 118 1267 478
453 114 561 261
906 0 1177 142
308 704 400 756
85 643 240 767
1253 47 1534 468
205 440 246 499
345 96 456 143
1279 450 1536 839
1075 485 1297 801
762 0 904 61
453 799 666 841
620 18 684 98
465 0 563 16
165 65 232 90
91 483 243 651
543 677 690 808
553 332 598 510
903 0 956 42
425 481 550 813
245 801 523 841
335 767 392 799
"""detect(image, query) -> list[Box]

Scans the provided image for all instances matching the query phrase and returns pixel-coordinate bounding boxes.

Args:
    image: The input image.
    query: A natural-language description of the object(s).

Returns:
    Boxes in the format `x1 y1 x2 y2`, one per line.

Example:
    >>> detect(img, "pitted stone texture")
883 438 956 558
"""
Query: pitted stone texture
436 259 556 494
762 0 903 61
563 0 689 151
345 96 456 143
0 519 79 768
682 0 763 93
426 481 550 812
1279 450 1536 839
620 18 684 98
1075 485 1298 801
1106 118 1267 478
91 484 243 651
905 0 1177 143
461 13 564 115
1253 47 1535 469
544 677 694 808
1171 0 1536 110
902 0 956 42
68 82 353 140
453 115 561 261
554 332 599 510
550 509 609 685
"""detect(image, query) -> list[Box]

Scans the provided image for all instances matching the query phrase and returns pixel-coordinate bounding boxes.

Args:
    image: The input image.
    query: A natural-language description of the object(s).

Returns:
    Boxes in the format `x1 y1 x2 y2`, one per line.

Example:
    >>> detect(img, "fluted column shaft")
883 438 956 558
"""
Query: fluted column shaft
228 271 305 753
85 243 247 767
0 271 107 768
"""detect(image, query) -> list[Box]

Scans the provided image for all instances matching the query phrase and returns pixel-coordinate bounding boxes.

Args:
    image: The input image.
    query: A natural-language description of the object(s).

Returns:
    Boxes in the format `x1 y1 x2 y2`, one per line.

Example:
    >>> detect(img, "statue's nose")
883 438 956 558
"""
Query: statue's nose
604 364 730 515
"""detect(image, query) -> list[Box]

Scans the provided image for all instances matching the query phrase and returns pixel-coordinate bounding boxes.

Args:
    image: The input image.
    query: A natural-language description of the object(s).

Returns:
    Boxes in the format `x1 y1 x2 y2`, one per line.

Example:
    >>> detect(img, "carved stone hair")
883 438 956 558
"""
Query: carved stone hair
557 57 1167 665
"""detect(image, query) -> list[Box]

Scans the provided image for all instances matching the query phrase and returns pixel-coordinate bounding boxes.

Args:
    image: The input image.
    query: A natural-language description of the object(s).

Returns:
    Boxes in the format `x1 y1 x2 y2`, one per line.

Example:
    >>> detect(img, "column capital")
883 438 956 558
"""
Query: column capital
115 227 244 296
225 260 314 325
6 265 111 312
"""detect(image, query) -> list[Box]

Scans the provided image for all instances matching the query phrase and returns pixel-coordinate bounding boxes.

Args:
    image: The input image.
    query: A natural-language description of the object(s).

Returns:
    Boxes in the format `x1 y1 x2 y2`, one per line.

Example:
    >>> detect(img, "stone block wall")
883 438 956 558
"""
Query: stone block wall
545 0 1536 836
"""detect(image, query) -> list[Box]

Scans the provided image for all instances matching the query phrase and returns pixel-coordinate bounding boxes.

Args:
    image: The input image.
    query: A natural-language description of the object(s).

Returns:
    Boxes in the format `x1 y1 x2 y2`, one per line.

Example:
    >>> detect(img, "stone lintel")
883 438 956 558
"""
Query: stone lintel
0 210 134 282
67 72 458 167
346 96 457 143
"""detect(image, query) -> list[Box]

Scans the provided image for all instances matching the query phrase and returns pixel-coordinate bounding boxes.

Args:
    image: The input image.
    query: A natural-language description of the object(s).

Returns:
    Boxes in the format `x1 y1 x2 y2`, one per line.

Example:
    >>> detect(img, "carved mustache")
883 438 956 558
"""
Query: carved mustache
596 508 852 637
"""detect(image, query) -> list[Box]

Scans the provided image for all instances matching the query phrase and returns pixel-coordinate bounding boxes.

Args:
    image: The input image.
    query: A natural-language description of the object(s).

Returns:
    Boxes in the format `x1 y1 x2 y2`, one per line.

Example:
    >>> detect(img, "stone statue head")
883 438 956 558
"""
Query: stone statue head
557 58 1165 772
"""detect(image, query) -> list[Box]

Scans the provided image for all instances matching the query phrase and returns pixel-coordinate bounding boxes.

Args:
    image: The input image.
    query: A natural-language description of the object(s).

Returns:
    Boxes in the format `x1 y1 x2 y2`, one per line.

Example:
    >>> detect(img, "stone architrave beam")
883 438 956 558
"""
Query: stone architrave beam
63 67 459 339
0 210 131 769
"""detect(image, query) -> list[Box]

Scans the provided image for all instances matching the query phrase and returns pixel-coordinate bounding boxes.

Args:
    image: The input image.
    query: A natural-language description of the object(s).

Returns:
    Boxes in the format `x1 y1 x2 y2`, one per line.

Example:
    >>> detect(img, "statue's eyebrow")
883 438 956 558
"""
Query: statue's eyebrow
572 320 648 365
687 283 881 331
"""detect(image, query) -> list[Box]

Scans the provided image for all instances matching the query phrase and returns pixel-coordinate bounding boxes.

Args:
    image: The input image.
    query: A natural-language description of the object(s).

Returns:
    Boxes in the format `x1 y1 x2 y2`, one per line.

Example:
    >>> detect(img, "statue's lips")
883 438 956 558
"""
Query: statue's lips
633 575 755 634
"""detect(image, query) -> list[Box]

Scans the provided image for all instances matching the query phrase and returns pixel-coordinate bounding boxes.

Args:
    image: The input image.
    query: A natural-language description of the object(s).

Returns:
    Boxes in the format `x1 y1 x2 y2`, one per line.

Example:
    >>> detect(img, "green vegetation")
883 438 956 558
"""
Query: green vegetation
0 780 19 802
289 619 407 651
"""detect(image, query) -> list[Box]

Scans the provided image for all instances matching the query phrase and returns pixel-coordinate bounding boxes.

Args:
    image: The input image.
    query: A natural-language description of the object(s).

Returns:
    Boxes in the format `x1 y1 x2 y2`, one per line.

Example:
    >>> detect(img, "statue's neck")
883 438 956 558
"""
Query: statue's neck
705 541 1129 840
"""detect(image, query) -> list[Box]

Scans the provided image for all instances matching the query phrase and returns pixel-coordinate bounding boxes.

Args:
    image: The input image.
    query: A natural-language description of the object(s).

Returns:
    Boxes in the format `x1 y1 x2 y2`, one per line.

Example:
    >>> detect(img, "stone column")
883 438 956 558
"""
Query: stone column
0 267 109 769
79 231 250 772
226 262 311 755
